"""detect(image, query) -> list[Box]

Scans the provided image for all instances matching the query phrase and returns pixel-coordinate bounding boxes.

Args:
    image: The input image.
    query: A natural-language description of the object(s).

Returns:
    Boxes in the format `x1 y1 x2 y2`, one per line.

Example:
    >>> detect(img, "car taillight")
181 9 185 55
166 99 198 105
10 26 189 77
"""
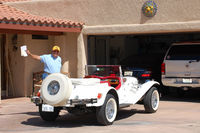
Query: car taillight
161 63 165 75
141 73 151 77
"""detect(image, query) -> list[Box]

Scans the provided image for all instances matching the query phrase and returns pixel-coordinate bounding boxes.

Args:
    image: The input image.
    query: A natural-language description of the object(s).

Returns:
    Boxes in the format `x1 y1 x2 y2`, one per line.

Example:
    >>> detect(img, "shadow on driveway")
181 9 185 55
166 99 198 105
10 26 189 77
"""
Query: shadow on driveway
21 109 144 128
0 111 39 116
161 89 200 103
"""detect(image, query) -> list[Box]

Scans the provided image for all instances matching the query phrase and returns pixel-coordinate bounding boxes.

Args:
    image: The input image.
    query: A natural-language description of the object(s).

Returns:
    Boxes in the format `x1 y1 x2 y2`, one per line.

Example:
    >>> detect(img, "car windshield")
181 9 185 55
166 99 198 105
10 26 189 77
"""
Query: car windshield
86 65 121 77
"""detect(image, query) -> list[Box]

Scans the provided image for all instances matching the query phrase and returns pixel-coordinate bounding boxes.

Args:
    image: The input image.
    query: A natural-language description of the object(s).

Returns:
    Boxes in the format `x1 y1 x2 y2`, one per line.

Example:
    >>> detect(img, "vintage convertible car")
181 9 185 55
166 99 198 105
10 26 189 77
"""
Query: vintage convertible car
32 65 160 125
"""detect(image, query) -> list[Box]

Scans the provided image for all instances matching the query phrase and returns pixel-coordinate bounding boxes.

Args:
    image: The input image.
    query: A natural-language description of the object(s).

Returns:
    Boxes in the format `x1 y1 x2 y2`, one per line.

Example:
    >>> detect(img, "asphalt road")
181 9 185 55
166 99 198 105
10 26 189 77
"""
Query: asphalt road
0 91 200 133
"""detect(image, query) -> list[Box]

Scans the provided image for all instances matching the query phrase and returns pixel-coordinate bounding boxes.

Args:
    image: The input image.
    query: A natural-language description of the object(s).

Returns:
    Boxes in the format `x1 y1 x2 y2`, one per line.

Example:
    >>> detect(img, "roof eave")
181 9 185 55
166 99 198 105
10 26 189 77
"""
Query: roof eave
0 22 82 33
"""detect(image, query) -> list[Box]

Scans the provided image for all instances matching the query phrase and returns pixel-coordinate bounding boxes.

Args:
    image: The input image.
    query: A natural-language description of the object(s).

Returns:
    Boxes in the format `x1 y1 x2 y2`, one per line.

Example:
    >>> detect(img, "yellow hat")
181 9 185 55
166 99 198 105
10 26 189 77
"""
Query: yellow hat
52 46 60 52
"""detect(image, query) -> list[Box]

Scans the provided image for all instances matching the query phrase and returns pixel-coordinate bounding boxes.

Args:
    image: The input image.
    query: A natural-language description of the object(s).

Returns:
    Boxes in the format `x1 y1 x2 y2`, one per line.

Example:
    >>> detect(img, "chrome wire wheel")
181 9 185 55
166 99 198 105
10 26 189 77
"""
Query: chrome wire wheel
151 89 159 110
105 98 117 122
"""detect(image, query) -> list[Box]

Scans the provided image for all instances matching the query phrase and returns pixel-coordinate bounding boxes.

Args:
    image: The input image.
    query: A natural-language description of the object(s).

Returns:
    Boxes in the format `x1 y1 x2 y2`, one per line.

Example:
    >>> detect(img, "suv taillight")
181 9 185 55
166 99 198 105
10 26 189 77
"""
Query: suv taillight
161 63 165 75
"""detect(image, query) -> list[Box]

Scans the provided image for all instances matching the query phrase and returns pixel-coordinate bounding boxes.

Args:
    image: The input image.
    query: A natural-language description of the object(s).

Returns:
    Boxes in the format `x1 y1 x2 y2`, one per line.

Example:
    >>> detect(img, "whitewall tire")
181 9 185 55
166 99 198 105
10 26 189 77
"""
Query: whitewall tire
143 86 159 113
96 94 118 125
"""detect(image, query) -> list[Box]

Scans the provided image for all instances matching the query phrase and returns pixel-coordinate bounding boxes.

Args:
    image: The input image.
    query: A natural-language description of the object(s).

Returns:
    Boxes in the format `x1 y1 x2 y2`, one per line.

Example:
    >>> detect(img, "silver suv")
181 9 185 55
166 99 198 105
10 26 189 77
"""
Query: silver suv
161 42 200 91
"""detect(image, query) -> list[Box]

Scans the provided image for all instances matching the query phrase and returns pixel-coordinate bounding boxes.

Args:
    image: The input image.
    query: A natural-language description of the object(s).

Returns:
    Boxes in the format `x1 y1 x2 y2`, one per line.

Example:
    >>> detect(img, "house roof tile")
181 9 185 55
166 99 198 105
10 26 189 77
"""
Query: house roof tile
0 3 84 32
0 0 29 3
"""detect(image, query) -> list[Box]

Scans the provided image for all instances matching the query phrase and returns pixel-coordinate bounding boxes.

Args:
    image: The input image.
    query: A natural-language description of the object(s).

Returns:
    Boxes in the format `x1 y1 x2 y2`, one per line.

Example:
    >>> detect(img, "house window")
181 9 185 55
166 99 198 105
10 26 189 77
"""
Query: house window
32 35 48 40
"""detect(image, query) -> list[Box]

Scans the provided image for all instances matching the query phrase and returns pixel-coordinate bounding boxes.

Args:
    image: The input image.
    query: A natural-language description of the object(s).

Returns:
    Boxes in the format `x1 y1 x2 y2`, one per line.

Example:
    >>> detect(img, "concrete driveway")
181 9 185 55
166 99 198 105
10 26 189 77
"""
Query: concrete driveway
0 93 200 133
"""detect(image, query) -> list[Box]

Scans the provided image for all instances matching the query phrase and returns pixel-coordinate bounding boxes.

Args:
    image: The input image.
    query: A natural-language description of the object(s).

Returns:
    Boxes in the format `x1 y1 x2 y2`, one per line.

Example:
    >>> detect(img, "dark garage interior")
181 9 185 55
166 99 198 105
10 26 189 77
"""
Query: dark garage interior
88 32 200 95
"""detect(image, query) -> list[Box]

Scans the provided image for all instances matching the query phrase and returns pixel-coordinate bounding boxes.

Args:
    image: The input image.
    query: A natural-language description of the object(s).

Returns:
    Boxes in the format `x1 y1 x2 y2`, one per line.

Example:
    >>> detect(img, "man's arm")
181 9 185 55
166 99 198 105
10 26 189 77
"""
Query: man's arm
26 50 41 61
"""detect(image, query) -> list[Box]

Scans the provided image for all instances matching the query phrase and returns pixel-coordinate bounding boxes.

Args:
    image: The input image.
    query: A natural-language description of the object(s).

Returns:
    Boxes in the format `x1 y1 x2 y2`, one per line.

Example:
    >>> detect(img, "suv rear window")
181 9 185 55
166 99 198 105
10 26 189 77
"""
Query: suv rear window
166 44 200 60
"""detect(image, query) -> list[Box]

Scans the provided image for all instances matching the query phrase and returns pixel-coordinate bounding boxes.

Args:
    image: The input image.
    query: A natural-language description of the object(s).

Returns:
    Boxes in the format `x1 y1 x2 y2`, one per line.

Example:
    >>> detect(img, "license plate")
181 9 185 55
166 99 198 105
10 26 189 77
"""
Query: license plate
183 78 192 83
42 104 54 112
124 71 133 76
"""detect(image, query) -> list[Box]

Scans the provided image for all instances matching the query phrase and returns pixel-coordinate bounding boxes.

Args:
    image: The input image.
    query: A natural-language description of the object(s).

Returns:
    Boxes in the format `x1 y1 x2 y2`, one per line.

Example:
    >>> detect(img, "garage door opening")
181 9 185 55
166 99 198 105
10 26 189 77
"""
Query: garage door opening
88 32 200 83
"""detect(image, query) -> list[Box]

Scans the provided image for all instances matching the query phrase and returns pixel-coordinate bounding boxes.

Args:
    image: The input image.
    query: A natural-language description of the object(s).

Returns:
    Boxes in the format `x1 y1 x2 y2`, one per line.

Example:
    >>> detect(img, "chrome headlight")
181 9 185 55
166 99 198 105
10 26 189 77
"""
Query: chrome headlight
47 80 60 95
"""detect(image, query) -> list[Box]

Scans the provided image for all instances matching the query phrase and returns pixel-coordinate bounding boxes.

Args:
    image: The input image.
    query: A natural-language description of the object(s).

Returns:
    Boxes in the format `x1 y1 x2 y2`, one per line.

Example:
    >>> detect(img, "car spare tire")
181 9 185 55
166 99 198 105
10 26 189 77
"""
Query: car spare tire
41 73 72 106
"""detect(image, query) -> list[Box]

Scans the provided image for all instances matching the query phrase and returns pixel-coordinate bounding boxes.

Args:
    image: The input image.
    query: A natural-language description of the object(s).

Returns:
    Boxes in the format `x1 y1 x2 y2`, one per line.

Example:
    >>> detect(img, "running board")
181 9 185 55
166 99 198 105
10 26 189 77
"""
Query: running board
119 104 131 108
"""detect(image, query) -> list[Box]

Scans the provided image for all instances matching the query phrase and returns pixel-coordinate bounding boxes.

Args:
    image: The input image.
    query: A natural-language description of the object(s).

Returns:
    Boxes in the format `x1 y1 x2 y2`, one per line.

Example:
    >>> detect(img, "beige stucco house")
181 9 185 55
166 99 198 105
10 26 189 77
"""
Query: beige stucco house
1 0 200 102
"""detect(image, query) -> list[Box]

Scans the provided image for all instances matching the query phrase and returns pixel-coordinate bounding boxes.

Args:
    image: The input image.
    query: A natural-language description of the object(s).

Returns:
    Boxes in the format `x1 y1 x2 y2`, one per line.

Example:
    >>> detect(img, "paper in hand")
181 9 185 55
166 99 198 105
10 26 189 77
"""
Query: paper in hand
21 45 28 57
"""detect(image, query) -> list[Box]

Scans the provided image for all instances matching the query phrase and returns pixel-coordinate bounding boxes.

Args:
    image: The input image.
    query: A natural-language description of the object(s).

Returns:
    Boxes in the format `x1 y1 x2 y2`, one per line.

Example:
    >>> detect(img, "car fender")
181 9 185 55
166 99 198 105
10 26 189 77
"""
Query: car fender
93 86 118 107
141 80 160 90
131 80 160 104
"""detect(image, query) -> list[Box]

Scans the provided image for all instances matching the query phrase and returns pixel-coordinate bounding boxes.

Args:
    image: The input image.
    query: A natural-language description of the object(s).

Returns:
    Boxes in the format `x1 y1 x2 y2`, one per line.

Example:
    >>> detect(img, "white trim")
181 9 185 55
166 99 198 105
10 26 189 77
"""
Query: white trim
83 21 200 35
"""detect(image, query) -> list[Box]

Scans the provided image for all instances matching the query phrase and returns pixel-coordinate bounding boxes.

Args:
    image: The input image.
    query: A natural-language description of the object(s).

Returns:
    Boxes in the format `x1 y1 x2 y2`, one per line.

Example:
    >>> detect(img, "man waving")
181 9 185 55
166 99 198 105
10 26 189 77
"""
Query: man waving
26 45 62 79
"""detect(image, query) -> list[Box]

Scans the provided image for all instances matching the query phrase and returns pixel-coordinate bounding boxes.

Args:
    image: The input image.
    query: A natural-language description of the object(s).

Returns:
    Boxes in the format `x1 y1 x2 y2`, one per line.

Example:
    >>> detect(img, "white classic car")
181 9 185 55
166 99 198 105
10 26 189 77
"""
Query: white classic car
32 65 160 125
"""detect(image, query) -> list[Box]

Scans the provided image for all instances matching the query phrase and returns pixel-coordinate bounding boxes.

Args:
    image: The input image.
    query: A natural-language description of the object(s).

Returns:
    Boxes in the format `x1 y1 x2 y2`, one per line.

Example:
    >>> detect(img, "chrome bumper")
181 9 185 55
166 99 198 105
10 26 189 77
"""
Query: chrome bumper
69 98 97 105
162 77 200 88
